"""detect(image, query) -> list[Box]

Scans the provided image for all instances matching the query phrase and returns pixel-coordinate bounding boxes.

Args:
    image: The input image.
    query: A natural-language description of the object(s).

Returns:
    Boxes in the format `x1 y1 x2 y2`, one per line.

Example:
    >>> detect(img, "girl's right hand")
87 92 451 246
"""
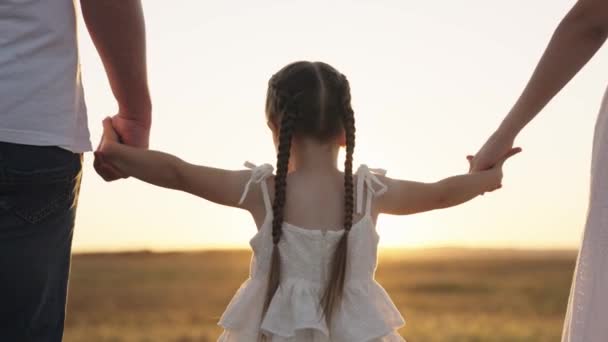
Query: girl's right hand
94 117 126 181
467 147 522 193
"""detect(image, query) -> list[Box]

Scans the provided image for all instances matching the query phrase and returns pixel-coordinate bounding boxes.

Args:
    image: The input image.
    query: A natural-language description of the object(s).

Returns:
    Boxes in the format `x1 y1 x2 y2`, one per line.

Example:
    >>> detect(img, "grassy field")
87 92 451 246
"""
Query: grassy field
64 249 576 342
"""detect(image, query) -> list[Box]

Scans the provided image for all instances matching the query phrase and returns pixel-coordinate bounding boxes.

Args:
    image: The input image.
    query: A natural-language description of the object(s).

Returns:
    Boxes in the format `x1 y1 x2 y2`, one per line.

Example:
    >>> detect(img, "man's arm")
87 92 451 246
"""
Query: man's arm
472 0 608 171
81 0 152 145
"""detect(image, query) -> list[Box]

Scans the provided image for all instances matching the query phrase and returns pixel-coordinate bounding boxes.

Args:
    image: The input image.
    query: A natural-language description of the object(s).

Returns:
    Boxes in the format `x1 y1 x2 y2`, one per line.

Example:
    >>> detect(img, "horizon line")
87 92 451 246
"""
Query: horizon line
72 245 579 255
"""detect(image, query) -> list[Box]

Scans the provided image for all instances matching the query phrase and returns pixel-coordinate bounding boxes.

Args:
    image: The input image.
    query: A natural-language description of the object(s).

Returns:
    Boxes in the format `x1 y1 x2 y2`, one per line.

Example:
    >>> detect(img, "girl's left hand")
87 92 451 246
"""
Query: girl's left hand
467 147 522 193
100 117 121 150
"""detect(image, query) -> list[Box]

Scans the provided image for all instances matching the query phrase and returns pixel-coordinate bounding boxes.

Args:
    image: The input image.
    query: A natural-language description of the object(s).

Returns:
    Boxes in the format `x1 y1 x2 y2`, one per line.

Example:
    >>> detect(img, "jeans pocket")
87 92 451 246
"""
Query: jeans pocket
0 154 82 228
13 181 77 225
0 144 82 229
0 143 81 185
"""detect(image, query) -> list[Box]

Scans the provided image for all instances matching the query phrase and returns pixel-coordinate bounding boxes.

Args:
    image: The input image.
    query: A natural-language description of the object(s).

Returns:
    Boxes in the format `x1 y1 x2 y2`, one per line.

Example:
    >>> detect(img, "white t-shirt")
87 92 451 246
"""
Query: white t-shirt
0 0 91 153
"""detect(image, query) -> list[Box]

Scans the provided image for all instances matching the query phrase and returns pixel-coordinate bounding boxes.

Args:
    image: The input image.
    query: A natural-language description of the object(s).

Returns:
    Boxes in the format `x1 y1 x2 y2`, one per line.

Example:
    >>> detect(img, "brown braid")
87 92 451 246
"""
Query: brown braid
320 74 355 323
263 88 298 315
262 61 357 327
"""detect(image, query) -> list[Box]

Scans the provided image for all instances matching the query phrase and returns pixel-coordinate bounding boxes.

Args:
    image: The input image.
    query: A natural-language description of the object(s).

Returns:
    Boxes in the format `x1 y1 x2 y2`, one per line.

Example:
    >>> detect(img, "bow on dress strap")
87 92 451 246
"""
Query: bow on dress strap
238 161 274 205
355 165 388 214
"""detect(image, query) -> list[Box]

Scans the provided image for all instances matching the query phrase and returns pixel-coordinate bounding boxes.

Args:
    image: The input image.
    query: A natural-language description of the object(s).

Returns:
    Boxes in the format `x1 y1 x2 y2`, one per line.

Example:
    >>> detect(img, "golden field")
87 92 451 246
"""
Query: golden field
64 249 576 342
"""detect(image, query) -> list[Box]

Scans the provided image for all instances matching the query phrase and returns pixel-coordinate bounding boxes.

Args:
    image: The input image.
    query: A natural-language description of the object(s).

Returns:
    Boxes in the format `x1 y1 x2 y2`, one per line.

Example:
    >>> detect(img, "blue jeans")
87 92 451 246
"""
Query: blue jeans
0 142 82 342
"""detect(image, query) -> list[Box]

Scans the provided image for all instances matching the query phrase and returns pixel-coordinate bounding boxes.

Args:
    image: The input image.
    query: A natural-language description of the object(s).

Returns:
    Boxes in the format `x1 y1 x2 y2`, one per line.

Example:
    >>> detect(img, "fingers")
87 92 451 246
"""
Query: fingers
484 183 503 194
95 117 126 182
468 156 494 172
110 115 125 144
102 117 112 134
102 117 119 141
94 152 116 182
94 152 125 182
466 155 474 172
503 147 522 160
497 147 523 167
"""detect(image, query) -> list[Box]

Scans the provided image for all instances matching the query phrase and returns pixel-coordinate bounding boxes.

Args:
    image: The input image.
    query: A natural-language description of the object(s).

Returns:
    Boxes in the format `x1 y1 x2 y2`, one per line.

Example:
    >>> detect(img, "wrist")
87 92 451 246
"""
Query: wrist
497 106 530 141
487 122 519 152
492 124 517 146
118 102 152 128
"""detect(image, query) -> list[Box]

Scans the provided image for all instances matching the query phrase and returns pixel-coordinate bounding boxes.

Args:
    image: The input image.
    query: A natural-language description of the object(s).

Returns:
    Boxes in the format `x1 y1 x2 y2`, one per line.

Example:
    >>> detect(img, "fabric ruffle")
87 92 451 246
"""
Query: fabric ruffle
218 277 405 342
218 329 404 342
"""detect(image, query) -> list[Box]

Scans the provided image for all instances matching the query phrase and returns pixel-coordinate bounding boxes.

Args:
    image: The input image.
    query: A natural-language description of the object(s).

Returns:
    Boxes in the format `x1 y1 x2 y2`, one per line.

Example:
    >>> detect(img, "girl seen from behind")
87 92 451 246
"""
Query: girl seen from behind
95 61 520 341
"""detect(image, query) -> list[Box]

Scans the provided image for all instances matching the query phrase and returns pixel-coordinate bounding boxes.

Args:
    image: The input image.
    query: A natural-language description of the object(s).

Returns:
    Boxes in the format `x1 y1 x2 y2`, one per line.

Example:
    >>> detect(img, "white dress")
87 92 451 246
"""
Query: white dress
561 87 608 342
218 163 406 342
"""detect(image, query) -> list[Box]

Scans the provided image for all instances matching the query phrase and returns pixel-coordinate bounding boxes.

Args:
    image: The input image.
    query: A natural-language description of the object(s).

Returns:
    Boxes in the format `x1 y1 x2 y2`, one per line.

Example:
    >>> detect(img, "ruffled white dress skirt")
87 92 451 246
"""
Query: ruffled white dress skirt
217 278 404 342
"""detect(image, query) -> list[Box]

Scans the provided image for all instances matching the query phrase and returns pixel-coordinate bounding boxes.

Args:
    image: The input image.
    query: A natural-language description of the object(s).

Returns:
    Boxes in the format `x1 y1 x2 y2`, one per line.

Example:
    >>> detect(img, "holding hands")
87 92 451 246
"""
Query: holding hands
95 114 522 199
94 116 128 181
468 145 522 194
94 112 150 181
469 130 517 173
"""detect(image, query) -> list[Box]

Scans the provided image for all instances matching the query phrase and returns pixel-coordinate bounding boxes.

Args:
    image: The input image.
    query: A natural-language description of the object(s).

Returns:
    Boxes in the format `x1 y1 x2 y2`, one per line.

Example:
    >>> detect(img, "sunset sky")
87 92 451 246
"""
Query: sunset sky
73 0 608 252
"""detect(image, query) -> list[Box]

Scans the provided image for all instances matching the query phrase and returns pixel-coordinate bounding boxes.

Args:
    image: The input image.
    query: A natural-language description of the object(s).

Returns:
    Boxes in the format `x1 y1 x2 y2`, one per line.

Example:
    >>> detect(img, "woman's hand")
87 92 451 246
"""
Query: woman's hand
469 130 517 172
468 147 522 193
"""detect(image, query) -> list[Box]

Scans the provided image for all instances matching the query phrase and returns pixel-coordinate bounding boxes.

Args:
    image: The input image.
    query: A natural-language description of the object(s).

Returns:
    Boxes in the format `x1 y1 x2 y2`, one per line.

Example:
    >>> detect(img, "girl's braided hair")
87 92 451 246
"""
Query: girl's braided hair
263 61 356 325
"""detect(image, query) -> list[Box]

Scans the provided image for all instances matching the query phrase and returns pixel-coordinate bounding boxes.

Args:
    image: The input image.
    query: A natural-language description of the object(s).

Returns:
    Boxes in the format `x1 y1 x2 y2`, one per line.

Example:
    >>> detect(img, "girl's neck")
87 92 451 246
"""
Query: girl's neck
290 137 340 173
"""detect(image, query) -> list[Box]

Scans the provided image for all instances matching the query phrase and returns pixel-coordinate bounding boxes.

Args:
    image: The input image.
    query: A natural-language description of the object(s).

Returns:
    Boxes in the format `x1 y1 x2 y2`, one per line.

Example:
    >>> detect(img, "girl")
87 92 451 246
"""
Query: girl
95 61 520 342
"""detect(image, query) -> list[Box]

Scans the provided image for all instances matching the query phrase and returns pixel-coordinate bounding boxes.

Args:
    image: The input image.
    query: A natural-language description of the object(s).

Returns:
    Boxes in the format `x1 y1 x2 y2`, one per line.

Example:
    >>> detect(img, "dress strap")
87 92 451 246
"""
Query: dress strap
238 161 274 213
355 164 388 215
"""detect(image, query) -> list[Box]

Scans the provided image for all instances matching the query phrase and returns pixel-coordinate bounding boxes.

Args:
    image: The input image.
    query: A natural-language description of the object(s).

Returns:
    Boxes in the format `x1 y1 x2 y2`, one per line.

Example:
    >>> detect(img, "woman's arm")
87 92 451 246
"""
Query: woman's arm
472 0 608 171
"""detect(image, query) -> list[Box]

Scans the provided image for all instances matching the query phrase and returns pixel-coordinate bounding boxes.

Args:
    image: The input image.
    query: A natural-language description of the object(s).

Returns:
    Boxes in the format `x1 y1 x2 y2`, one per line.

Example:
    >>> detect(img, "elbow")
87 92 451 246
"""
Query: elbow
435 195 451 210
587 23 608 43
431 183 452 209
579 20 608 43
562 3 608 43
169 159 187 191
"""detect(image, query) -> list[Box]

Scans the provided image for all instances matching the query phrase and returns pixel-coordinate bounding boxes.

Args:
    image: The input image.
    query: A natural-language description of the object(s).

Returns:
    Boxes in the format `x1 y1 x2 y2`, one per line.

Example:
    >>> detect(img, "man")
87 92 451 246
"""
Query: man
470 0 608 341
0 1 151 340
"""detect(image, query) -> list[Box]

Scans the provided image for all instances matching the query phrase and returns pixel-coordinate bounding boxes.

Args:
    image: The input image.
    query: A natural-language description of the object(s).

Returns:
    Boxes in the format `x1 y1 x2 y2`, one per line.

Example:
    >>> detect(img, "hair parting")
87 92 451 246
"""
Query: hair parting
262 62 356 328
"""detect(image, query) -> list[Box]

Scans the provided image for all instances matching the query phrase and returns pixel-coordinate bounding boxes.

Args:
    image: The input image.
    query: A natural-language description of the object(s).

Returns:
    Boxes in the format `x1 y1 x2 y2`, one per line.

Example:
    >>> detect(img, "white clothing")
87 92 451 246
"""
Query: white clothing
561 86 608 342
0 0 90 152
218 162 405 342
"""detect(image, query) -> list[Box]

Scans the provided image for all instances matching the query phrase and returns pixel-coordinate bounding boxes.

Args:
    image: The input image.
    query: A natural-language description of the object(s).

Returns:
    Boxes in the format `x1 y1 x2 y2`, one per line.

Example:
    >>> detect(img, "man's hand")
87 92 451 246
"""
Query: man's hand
82 0 152 181
111 112 151 148
94 113 150 181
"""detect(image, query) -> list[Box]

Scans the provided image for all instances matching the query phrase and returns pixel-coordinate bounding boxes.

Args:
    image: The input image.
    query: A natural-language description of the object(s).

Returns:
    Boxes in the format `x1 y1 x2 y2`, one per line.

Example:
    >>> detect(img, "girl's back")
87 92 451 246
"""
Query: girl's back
282 170 349 231
218 163 405 342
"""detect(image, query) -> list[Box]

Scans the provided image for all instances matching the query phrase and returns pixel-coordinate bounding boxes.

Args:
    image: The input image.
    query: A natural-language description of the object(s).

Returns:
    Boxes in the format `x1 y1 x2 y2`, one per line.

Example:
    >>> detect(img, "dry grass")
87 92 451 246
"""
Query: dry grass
64 249 576 342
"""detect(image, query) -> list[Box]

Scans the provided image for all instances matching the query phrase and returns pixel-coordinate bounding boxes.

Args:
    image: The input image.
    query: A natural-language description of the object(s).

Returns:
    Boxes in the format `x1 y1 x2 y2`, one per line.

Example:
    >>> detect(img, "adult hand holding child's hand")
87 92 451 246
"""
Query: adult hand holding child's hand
467 147 522 194
94 117 125 181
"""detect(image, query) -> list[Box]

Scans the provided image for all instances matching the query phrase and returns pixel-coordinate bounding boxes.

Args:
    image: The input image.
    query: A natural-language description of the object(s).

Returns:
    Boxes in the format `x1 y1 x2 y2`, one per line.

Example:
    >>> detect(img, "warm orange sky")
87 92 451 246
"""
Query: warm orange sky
73 1 607 252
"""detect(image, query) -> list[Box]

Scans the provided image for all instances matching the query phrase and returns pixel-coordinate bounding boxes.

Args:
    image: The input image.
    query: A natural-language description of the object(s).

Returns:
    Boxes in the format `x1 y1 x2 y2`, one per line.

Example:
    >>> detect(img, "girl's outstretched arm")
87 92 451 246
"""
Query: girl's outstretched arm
96 118 262 212
375 148 520 215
